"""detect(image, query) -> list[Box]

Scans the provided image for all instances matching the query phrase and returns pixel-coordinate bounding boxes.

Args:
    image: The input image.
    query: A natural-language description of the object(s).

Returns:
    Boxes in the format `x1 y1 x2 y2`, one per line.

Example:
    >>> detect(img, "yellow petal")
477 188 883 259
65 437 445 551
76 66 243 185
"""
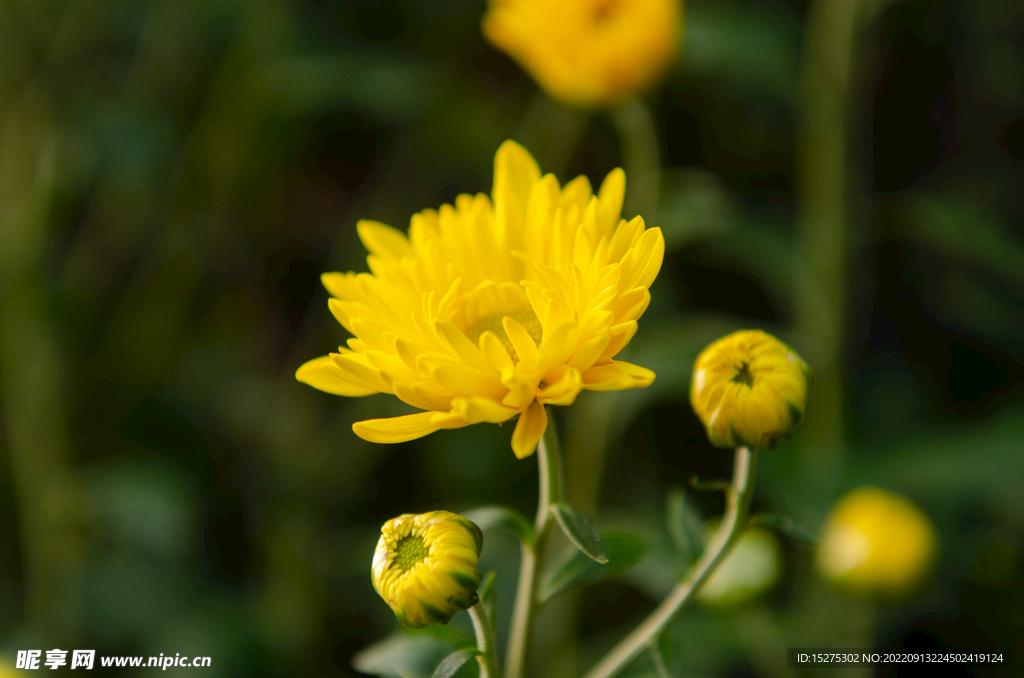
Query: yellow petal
537 366 582 406
321 271 360 299
436 320 493 372
330 353 394 393
479 330 513 372
511 399 547 459
582 360 655 392
503 316 539 363
431 361 507 400
597 168 626 236
493 140 541 217
353 410 464 444
452 396 518 424
295 356 377 396
357 220 413 261
567 329 611 371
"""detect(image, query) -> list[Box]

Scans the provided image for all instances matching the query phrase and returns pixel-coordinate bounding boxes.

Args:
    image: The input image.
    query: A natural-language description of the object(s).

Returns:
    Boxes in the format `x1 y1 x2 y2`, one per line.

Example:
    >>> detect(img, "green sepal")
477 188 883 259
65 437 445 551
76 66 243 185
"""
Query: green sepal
461 505 537 549
431 649 481 678
539 531 647 603
665 487 704 567
550 503 608 564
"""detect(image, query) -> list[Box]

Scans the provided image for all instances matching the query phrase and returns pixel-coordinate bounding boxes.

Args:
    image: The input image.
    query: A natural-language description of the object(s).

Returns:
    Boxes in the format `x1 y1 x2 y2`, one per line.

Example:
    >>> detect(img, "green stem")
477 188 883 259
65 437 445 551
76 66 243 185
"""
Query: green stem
469 604 501 678
794 0 867 480
611 96 660 221
582 446 759 678
504 412 562 678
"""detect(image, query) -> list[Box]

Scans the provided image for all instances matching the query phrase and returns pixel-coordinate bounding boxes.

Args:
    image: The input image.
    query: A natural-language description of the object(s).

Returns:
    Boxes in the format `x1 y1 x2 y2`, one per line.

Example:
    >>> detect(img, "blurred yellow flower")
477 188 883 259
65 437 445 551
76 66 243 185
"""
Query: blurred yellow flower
698 526 782 607
690 330 812 450
297 140 663 458
816 487 938 598
372 511 484 628
482 0 683 106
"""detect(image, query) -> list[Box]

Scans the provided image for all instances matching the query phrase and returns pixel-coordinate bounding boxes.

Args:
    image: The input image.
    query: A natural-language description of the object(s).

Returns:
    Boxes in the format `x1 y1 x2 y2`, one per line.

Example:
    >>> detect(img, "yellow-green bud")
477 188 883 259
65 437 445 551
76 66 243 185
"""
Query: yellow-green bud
690 330 812 450
371 511 484 628
816 487 938 599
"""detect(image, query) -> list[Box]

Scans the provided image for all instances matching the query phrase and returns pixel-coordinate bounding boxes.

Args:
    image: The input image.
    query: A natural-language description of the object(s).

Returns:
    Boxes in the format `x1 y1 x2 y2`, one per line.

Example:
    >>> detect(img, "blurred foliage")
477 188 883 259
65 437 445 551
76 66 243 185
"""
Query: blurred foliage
1 0 1024 676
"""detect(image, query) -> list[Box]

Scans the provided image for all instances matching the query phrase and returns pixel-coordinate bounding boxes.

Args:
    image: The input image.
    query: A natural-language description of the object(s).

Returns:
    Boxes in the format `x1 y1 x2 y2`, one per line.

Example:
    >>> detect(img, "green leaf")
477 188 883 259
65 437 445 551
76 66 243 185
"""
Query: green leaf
352 634 452 678
651 630 673 678
539 532 646 602
478 571 497 623
550 503 608 563
431 649 481 678
461 506 536 548
666 487 705 566
750 513 819 546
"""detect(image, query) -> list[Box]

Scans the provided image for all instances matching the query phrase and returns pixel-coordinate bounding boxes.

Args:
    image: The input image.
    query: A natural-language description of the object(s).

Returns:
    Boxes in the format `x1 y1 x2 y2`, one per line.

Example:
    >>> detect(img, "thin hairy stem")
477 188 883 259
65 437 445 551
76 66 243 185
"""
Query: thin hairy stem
505 413 562 678
469 604 501 678
583 446 759 678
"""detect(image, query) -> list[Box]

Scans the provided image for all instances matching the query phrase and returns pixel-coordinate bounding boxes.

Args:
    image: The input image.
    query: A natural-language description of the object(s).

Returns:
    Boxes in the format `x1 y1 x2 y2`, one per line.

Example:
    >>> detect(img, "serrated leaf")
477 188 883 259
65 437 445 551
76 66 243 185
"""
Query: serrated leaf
750 513 818 546
431 649 481 678
352 634 452 678
666 487 705 566
539 532 646 602
550 503 608 563
461 505 536 548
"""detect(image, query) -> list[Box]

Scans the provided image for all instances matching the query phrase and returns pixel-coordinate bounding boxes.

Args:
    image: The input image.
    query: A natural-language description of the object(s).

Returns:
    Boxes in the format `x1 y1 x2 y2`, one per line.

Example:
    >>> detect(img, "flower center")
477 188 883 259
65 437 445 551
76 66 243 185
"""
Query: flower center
394 535 429 571
732 361 755 387
466 306 543 362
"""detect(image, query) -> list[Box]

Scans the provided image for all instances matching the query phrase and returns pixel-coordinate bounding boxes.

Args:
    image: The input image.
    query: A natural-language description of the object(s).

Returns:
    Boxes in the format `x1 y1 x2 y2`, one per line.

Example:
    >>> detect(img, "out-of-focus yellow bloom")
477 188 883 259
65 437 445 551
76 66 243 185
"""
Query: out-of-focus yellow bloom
371 511 484 628
698 526 782 607
482 0 683 106
816 487 938 598
297 140 663 459
690 330 812 450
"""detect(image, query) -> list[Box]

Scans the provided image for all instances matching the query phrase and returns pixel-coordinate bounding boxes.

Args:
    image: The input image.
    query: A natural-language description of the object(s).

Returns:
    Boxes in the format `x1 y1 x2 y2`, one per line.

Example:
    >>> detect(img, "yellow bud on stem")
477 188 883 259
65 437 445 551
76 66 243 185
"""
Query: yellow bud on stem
371 511 484 629
690 330 812 451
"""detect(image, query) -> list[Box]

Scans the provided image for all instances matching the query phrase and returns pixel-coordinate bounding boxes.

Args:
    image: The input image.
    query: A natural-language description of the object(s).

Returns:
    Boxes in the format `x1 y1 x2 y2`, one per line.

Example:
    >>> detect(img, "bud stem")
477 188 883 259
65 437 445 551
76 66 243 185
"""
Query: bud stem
582 446 759 678
469 604 500 678
505 410 562 678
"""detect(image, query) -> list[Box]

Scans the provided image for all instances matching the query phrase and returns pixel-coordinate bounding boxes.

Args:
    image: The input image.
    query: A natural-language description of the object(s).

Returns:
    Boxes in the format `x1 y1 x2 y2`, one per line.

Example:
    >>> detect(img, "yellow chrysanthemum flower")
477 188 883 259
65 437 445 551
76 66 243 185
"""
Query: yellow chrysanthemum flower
297 140 663 459
483 0 683 106
371 511 484 628
816 487 938 599
690 330 812 450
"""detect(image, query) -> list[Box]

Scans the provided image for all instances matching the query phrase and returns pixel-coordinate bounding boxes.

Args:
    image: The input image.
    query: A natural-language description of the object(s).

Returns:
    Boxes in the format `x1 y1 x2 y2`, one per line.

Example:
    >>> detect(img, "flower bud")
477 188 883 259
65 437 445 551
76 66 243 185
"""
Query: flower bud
698 526 782 608
482 0 683 107
371 511 484 628
816 487 938 599
690 330 812 450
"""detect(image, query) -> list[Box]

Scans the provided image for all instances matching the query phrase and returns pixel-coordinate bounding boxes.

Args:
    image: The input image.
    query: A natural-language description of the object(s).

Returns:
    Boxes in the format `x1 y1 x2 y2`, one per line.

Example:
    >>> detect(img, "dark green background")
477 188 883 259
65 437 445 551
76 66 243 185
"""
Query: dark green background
1 0 1022 676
